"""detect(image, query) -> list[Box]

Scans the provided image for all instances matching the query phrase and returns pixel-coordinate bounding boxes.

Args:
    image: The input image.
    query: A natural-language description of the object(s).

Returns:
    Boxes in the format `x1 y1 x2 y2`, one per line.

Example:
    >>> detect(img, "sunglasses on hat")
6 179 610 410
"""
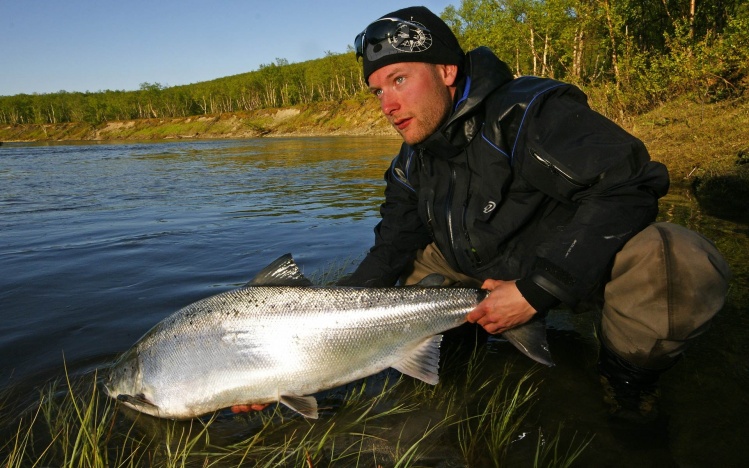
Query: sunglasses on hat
354 17 433 61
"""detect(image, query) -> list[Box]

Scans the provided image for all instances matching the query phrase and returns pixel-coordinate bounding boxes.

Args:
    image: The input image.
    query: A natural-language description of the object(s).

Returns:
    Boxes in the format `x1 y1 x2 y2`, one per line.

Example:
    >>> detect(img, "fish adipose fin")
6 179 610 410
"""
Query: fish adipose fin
117 393 159 410
502 318 555 367
415 274 446 287
392 335 444 385
280 394 319 419
246 254 313 287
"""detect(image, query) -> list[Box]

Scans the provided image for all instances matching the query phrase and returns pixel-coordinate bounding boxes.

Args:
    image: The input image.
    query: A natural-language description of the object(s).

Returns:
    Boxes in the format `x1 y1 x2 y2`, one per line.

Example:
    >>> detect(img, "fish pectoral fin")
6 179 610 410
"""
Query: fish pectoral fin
280 394 319 419
391 335 443 385
502 318 555 367
117 393 159 409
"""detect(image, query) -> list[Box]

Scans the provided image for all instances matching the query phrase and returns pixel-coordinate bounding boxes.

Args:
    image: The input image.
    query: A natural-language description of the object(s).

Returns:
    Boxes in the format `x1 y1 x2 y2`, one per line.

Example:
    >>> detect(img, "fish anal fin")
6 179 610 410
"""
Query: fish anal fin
280 394 319 419
245 254 313 287
502 318 555 367
391 335 443 385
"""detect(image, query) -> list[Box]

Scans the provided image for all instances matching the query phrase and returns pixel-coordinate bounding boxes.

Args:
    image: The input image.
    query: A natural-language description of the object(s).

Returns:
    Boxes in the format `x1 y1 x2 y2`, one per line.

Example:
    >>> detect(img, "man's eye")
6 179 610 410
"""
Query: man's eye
374 89 383 97
395 76 405 84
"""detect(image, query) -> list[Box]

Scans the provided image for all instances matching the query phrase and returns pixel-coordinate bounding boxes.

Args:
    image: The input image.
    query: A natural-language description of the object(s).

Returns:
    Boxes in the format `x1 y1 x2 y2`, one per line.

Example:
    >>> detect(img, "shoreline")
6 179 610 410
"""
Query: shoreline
2 96 747 212
0 99 397 143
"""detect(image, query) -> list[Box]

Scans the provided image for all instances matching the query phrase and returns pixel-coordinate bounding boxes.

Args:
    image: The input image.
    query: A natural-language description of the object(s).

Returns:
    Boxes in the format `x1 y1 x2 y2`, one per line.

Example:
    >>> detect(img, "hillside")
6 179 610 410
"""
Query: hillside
629 95 749 222
629 96 748 181
0 97 394 142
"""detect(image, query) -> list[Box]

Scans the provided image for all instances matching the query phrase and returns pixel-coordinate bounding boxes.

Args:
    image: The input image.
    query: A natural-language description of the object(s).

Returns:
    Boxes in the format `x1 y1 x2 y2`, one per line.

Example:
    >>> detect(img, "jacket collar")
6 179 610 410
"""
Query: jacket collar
415 47 514 158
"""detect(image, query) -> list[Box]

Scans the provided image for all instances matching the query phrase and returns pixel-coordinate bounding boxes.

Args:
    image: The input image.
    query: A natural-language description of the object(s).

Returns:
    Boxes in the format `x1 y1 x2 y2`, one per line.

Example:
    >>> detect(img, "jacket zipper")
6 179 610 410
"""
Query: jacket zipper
532 150 588 187
421 151 477 269
419 150 436 239
461 192 483 267
445 163 461 267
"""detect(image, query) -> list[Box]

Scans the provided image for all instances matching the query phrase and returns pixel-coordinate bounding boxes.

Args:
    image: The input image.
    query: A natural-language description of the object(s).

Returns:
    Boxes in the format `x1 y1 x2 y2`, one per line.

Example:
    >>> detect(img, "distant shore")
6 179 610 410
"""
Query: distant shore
0 99 396 143
2 96 747 199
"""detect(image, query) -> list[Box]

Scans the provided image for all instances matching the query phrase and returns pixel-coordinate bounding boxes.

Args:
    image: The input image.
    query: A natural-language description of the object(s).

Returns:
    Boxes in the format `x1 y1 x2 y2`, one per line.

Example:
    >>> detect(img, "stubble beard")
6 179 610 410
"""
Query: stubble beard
396 86 454 146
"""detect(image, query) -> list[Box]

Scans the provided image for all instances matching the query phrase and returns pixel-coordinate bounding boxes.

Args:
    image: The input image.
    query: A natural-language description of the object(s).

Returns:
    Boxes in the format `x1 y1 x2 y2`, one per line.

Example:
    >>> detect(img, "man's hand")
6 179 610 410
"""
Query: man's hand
466 279 537 334
231 403 269 413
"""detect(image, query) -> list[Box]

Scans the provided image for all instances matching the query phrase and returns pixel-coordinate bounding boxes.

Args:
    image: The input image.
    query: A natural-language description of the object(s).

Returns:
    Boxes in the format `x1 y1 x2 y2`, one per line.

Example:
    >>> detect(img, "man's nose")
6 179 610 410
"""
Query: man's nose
381 93 400 115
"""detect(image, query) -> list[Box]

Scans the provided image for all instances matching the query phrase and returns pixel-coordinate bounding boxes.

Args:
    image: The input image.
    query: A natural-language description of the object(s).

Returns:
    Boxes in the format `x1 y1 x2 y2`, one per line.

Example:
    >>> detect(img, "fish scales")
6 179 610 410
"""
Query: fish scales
109 286 477 419
105 254 552 419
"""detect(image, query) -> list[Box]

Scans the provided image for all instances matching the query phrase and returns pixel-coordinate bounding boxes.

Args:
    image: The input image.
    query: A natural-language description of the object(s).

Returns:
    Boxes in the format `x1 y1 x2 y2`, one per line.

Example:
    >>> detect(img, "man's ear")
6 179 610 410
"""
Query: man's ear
439 64 460 87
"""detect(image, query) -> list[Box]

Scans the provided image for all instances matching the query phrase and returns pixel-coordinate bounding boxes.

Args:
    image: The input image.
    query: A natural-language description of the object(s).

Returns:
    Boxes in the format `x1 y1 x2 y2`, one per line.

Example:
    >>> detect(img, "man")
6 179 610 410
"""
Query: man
343 6 731 423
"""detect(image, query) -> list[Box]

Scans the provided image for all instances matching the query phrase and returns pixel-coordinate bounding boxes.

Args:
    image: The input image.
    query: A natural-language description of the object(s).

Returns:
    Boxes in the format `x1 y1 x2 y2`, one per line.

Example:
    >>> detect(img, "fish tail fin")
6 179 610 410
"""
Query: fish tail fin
502 319 555 367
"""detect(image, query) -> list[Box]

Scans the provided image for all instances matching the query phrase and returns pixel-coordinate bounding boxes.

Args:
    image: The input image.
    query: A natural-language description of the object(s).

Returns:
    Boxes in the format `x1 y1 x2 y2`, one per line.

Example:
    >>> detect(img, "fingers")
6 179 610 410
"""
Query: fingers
483 323 506 334
231 403 270 413
473 313 509 334
481 278 503 290
231 405 251 413
468 279 532 334
466 306 483 323
466 298 492 323
467 304 506 334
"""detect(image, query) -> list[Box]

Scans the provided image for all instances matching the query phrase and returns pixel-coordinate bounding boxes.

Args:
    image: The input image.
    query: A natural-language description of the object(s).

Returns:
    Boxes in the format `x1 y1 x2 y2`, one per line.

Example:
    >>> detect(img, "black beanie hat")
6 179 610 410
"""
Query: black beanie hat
357 6 464 82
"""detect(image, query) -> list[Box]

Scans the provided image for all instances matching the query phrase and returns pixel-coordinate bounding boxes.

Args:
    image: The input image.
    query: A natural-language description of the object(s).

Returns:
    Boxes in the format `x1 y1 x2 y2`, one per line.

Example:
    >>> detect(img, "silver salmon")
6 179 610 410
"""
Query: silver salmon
105 254 552 419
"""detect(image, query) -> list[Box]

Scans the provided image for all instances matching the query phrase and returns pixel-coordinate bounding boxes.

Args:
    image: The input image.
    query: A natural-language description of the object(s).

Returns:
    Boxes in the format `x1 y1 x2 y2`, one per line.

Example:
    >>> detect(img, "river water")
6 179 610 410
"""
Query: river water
0 138 747 466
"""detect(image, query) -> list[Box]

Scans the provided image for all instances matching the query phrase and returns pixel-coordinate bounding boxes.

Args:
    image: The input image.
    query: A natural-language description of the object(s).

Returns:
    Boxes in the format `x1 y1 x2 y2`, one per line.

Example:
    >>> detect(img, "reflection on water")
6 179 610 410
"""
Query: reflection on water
0 138 747 465
0 137 401 386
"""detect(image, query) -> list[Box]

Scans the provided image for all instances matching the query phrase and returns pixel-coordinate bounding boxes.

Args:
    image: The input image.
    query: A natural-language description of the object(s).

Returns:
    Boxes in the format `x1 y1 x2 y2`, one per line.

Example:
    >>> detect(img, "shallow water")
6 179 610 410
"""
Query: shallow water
1 138 747 465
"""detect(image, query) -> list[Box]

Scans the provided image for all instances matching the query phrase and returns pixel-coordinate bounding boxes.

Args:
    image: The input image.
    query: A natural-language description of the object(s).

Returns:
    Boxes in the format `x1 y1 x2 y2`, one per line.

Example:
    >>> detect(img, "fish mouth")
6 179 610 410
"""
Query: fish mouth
117 393 159 410
99 370 116 398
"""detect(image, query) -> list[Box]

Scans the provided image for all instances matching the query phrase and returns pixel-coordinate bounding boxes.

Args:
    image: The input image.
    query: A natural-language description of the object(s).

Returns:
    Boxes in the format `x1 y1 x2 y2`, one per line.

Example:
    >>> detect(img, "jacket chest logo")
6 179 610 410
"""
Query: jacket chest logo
483 201 497 214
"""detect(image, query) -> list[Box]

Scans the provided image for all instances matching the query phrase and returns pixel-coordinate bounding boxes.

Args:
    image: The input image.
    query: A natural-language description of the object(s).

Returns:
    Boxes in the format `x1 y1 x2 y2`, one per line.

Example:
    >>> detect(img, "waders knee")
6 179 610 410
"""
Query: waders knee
598 222 731 422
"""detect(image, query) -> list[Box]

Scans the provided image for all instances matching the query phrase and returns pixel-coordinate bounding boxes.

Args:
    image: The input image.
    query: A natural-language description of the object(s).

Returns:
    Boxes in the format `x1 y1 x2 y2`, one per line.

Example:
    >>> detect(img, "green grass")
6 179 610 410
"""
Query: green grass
1 344 591 467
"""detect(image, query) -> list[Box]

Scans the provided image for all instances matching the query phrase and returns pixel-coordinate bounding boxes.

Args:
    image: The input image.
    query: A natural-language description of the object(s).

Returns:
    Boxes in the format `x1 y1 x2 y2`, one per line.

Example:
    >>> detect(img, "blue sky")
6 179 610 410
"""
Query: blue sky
0 1 456 96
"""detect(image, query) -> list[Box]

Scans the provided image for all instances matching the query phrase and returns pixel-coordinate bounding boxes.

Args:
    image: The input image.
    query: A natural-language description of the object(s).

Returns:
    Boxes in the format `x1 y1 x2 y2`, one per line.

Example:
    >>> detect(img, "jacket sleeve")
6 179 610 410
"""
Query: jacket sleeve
340 145 432 287
513 87 670 306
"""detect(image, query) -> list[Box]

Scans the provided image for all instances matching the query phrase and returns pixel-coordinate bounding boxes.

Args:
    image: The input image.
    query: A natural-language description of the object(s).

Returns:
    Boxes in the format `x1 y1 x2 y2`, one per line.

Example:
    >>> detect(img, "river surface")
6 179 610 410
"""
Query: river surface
1 137 747 466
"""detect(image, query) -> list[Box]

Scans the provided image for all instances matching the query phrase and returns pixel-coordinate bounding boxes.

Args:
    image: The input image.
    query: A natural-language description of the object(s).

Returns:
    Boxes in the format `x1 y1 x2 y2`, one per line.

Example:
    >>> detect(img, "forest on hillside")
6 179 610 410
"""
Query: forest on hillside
1 0 747 126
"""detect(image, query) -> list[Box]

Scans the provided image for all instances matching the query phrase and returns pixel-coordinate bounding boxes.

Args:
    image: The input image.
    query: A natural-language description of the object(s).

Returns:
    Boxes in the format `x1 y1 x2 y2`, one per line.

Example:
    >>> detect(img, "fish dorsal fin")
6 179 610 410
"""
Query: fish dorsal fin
502 318 555 367
245 254 313 287
391 335 443 385
280 394 319 419
415 274 446 287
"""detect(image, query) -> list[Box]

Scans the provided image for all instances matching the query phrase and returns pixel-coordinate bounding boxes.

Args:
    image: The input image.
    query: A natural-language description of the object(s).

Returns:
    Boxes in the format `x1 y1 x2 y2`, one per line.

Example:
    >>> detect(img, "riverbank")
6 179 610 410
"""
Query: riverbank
2 94 747 213
0 97 396 143
629 95 748 222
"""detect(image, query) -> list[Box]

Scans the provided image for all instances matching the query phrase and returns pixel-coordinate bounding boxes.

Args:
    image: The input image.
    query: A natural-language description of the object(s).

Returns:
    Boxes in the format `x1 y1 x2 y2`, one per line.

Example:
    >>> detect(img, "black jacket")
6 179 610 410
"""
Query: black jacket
346 47 669 310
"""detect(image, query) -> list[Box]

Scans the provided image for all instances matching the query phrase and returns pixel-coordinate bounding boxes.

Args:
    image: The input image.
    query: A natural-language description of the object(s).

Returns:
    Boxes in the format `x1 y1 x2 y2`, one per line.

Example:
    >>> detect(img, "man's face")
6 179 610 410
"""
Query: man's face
368 62 458 145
